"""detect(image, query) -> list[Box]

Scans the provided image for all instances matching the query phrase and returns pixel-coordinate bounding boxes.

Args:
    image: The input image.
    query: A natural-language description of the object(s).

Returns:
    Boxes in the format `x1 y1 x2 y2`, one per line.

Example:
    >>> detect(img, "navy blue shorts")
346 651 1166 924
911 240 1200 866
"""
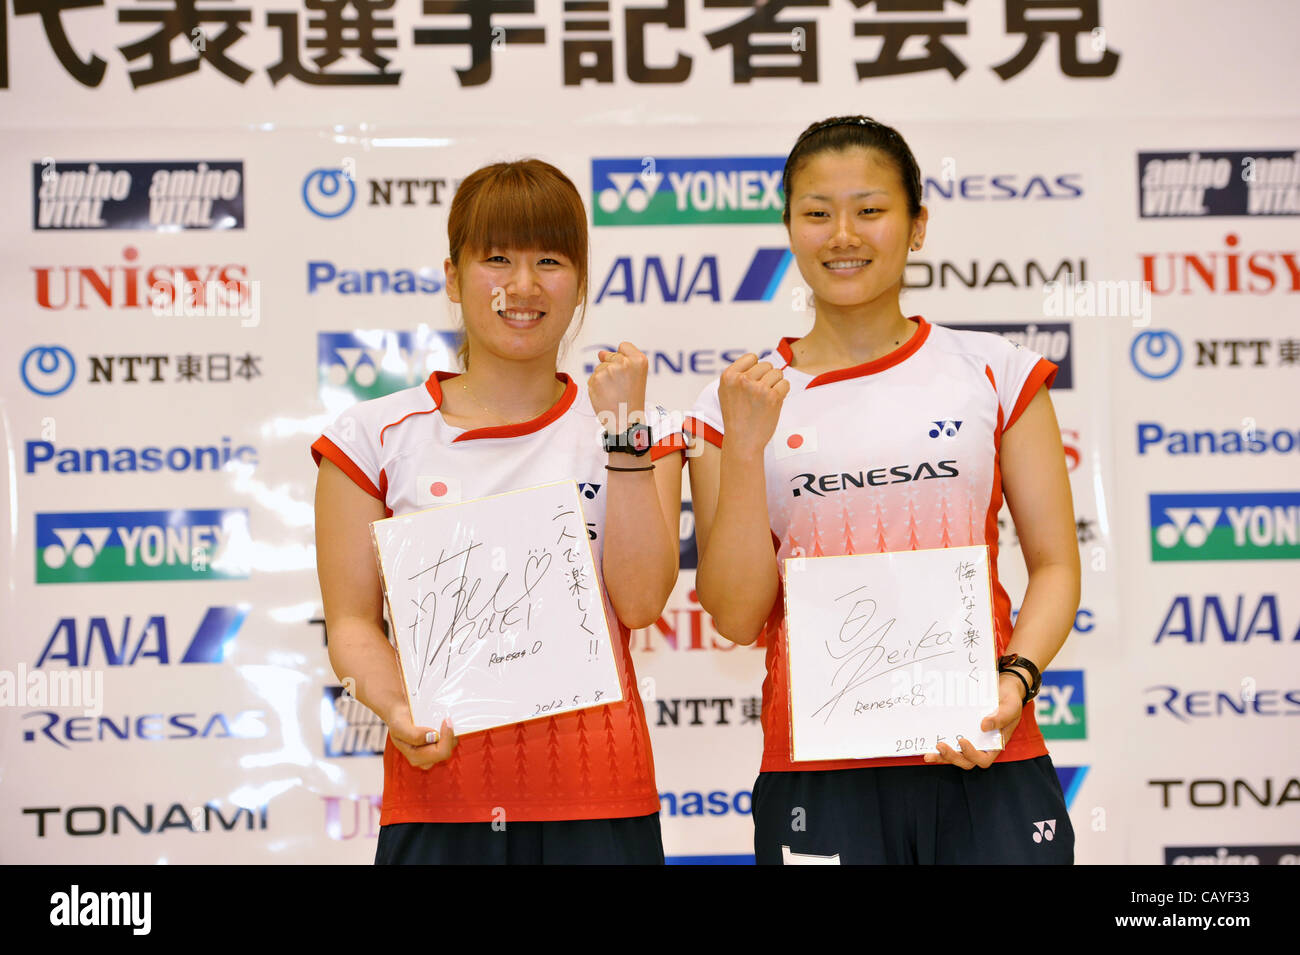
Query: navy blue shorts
753 755 1075 864
375 811 665 865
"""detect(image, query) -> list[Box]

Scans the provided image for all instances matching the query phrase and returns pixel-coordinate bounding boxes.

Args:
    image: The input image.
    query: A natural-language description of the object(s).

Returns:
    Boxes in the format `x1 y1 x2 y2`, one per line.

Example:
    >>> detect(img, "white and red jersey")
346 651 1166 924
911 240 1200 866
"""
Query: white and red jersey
312 371 684 823
686 316 1058 773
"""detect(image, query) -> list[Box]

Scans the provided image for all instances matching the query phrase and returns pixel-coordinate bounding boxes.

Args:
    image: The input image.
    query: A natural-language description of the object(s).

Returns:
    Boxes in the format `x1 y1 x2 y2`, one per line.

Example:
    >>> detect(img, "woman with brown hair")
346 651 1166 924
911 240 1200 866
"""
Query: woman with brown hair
312 159 684 864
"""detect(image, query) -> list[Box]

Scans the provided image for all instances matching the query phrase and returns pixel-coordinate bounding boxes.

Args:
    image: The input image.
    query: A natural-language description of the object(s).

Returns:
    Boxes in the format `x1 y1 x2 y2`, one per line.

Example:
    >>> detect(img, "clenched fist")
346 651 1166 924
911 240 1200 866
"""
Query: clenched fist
588 341 649 429
718 353 790 456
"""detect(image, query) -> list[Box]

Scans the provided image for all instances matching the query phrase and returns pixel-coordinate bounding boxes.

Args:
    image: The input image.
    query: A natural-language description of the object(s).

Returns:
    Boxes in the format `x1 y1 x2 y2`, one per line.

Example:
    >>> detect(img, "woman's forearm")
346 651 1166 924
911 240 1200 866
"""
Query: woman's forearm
697 446 781 644
602 464 679 629
327 618 410 727
1004 560 1081 671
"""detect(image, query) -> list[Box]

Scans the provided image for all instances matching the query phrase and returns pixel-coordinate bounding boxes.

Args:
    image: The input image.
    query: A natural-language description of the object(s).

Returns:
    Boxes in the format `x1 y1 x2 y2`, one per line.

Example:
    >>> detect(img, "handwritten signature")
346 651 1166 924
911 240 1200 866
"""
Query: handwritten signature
809 586 954 724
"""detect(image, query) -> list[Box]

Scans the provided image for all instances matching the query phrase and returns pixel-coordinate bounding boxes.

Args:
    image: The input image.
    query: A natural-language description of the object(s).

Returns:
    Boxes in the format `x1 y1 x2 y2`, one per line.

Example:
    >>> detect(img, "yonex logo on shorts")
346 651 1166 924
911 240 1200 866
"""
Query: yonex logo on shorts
1032 819 1057 842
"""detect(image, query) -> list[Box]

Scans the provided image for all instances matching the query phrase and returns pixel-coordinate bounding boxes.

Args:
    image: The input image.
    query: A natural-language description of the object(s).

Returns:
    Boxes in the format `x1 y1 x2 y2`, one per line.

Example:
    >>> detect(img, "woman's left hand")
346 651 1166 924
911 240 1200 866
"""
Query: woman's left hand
587 341 649 428
923 672 1026 770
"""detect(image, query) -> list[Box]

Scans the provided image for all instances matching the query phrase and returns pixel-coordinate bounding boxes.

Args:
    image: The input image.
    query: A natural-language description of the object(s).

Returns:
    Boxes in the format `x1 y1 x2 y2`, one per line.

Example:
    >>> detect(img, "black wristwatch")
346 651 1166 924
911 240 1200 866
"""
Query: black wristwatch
997 653 1042 704
603 423 653 456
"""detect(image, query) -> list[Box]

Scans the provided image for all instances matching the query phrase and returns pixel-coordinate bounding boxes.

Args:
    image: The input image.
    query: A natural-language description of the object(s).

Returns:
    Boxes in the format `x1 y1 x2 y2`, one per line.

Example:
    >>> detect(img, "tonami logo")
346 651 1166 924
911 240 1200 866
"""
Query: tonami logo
790 461 958 498
33 246 250 310
903 258 1085 290
1140 233 1299 294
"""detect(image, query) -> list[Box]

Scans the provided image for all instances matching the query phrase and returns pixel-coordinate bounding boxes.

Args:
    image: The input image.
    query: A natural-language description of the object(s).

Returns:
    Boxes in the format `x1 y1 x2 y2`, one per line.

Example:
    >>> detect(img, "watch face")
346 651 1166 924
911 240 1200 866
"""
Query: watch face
631 426 651 453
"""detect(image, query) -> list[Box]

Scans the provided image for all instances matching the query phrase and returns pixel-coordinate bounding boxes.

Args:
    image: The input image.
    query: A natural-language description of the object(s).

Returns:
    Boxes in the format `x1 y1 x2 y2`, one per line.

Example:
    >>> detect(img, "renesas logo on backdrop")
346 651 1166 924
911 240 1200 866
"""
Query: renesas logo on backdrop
944 322 1073 389
321 685 386 757
923 170 1083 201
35 510 251 584
1145 684 1300 721
1149 492 1300 561
318 329 462 403
1138 150 1298 217
33 160 245 230
592 157 785 226
595 248 793 304
302 166 456 219
1035 669 1086 740
24 709 266 749
581 344 752 377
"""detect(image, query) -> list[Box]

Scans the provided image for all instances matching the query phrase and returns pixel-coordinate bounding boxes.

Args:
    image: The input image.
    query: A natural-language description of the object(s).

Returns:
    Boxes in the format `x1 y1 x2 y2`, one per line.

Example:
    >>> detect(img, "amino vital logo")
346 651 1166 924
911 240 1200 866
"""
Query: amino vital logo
33 160 245 231
36 510 250 584
1036 669 1087 740
1150 492 1300 561
318 329 463 404
1055 765 1089 810
1137 150 1299 218
592 157 785 226
321 686 386 757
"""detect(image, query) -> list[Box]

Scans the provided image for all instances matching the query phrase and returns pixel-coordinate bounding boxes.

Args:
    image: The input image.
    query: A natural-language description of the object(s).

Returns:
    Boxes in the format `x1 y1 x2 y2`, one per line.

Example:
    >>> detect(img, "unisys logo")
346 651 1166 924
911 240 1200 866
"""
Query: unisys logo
1140 234 1298 295
33 245 251 311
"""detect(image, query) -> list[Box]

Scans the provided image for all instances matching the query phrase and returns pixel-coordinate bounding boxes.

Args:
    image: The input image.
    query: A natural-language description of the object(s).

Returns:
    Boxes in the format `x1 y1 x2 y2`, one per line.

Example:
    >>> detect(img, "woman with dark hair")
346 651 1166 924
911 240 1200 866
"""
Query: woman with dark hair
313 159 683 864
686 117 1081 864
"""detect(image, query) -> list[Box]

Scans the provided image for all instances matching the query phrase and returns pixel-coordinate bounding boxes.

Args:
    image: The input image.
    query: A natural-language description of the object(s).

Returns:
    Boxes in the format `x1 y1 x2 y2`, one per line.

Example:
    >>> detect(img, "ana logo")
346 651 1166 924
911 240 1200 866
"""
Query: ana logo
36 510 250 583
1131 330 1183 379
1031 819 1057 842
1150 493 1300 561
774 427 818 459
1155 594 1299 643
592 157 785 226
318 330 462 404
21 345 76 396
303 168 357 218
1055 765 1089 810
35 606 249 667
1036 669 1087 740
577 482 601 500
929 419 962 439
417 475 461 507
596 249 793 304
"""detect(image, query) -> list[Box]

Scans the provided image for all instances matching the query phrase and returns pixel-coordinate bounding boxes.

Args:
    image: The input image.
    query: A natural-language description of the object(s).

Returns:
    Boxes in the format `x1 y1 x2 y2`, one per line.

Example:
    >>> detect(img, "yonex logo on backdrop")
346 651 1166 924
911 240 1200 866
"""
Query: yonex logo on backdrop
1149 492 1300 560
317 329 462 404
592 157 785 226
35 510 250 583
1036 670 1087 740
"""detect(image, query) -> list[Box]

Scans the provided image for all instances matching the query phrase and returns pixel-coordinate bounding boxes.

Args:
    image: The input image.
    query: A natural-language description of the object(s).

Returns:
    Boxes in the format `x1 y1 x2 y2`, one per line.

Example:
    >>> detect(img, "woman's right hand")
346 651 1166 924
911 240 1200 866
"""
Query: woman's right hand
717 353 790 457
387 704 457 770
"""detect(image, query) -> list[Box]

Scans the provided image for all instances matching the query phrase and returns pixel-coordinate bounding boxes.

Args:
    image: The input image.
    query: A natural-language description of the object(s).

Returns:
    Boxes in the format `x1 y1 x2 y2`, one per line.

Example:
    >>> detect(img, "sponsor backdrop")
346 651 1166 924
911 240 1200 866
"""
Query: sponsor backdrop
1 1 1295 864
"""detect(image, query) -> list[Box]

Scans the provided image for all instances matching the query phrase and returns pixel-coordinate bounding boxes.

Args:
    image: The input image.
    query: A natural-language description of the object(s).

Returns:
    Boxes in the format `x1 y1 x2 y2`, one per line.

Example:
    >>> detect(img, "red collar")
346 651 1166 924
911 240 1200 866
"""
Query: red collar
777 316 930 388
425 371 578 441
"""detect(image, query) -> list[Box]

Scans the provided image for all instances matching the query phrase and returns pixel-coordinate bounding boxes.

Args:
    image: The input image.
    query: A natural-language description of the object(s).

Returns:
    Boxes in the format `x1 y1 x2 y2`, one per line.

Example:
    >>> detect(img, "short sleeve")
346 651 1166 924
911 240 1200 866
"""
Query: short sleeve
311 405 383 501
996 339 1058 432
684 378 725 449
647 403 689 462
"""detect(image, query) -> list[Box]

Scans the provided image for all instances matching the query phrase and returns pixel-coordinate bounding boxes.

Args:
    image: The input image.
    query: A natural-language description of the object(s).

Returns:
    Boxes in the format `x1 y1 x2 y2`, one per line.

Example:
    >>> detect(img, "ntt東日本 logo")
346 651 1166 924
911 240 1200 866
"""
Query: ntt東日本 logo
1137 150 1299 218
35 510 251 583
1035 669 1086 740
318 329 462 404
592 157 785 226
33 160 245 230
1149 492 1300 561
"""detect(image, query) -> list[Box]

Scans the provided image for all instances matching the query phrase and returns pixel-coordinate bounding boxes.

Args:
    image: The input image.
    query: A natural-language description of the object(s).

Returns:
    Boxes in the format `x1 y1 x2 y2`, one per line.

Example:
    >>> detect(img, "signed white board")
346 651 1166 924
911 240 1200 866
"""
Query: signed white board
784 544 1001 761
370 480 624 737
